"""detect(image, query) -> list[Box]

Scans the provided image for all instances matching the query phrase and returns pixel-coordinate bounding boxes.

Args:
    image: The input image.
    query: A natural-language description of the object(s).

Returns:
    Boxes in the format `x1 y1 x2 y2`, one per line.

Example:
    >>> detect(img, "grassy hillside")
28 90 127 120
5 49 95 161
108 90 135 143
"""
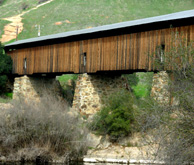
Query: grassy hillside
0 0 38 40
0 0 38 18
19 0 194 39
0 19 9 37
1 0 194 41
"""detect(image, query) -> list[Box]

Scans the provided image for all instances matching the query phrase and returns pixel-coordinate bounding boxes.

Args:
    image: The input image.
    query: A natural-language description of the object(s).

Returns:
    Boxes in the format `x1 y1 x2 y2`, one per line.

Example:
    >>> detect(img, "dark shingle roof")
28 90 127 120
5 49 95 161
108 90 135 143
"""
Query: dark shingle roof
5 9 194 48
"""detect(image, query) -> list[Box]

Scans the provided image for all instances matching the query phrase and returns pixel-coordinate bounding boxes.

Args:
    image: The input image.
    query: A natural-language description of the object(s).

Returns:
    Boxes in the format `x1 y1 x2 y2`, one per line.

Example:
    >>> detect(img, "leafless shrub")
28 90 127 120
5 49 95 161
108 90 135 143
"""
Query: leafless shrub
38 0 49 4
137 31 194 164
138 106 194 164
0 93 88 163
60 79 76 106
21 3 29 10
0 0 4 6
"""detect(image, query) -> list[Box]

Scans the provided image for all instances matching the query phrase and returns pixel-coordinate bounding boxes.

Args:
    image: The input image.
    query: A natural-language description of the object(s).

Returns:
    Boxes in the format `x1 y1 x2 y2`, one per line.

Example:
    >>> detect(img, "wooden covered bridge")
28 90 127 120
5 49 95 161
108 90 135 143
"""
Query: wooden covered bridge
5 10 194 76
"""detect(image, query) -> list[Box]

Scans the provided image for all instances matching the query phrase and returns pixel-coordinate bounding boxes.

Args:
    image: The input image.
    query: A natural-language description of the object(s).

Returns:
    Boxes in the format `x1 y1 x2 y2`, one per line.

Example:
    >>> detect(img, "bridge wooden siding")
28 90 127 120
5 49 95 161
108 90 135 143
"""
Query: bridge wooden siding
8 25 193 75
6 7 194 76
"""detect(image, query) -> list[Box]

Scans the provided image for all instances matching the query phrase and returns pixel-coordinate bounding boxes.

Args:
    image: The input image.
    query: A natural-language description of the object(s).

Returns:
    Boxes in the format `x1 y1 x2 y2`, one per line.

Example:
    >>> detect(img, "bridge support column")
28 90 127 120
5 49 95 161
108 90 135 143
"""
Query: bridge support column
151 71 171 105
13 75 62 101
72 73 128 117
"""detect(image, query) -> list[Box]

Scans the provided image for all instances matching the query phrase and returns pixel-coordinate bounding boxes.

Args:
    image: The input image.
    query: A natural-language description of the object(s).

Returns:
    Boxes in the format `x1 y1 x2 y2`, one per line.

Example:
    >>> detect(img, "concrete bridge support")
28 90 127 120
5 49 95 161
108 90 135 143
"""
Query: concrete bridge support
13 75 62 101
72 73 129 116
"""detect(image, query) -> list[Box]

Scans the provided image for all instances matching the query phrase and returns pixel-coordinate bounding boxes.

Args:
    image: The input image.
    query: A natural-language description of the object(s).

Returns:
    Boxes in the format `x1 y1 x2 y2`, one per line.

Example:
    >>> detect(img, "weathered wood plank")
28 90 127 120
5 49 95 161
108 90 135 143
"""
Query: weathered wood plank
7 24 194 75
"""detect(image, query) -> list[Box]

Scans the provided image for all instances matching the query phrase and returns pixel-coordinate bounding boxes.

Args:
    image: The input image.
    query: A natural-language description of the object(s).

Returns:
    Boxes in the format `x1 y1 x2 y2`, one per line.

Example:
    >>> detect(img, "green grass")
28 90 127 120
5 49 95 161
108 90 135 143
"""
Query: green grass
57 74 75 83
17 0 194 40
132 84 149 98
0 93 12 103
0 19 10 39
0 0 38 18
5 92 13 99
57 74 78 87
0 97 10 103
130 72 154 98
0 0 194 41
2 39 16 45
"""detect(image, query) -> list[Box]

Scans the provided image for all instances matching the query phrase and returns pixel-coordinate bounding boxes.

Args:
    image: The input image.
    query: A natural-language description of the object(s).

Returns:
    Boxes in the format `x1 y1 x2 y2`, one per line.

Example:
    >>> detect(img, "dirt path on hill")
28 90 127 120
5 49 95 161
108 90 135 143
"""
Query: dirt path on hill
0 0 54 43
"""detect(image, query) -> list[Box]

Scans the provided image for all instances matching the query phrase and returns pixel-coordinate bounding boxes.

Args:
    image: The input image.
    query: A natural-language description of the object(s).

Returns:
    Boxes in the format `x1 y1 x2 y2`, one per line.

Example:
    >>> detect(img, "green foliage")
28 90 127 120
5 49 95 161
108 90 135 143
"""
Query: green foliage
0 75 7 93
58 74 78 83
5 92 13 98
135 72 153 98
57 74 78 106
90 90 135 141
124 72 153 98
132 85 148 98
123 73 139 87
0 42 12 74
0 42 12 94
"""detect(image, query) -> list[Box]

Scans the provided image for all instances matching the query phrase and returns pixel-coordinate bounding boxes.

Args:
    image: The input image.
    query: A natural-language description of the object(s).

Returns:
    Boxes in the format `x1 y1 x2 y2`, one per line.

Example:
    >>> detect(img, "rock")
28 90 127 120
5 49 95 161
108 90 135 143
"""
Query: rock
67 108 79 119
100 140 111 149
87 133 102 148
86 145 129 159
0 103 13 110
118 133 141 147
55 22 62 25
97 135 111 149
0 156 6 162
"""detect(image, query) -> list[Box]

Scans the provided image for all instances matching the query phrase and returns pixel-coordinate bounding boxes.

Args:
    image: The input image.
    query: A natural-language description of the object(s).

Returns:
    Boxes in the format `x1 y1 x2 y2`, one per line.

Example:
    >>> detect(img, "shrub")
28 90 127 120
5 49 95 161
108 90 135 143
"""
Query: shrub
0 0 4 6
0 42 12 94
137 31 194 164
0 75 7 93
135 97 172 132
21 3 29 10
38 0 49 4
123 72 153 99
90 90 135 141
0 93 88 162
137 97 194 164
58 74 78 106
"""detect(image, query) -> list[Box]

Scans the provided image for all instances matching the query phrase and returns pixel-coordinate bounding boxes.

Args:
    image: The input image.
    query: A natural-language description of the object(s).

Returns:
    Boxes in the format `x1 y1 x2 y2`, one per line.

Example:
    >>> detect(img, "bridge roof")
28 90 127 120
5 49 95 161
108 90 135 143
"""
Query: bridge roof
5 9 194 49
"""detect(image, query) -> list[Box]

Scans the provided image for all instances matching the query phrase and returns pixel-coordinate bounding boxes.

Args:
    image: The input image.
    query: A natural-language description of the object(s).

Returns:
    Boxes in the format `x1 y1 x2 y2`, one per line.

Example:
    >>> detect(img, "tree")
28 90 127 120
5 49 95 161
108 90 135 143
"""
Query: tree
0 42 12 94
136 31 194 164
90 90 135 141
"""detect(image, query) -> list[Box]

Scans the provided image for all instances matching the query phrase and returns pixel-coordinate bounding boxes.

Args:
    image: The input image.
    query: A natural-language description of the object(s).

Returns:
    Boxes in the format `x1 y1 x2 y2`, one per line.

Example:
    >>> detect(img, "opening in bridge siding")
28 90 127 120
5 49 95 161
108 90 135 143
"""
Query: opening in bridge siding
80 52 87 73
156 44 165 70
23 58 27 70
23 58 27 74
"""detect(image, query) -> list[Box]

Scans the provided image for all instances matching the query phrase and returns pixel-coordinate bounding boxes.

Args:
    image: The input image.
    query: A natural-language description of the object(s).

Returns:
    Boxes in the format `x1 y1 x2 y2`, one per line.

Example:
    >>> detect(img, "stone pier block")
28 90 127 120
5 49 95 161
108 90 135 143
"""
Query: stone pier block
72 74 129 116
151 71 170 105
13 75 62 101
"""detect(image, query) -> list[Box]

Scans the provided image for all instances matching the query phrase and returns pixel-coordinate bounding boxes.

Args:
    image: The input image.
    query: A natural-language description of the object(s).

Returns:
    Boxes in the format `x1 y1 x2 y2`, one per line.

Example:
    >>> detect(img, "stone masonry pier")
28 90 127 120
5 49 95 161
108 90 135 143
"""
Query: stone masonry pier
72 74 129 116
13 75 62 101
12 72 173 115
151 71 171 105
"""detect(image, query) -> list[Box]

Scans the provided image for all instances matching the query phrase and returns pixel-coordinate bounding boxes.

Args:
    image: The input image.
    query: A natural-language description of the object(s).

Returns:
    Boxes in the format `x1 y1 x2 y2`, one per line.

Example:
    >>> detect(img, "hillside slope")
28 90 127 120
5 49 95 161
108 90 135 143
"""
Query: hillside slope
1 0 194 43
